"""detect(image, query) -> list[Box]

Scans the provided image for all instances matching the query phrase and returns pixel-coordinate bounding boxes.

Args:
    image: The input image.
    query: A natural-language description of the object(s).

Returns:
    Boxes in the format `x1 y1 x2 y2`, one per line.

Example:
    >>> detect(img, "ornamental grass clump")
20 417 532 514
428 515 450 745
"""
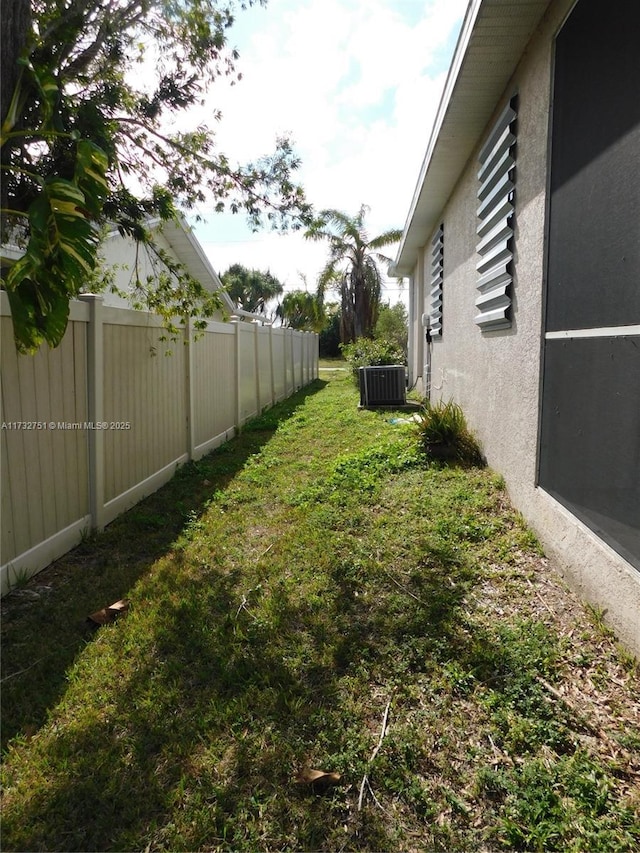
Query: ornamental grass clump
416 399 485 466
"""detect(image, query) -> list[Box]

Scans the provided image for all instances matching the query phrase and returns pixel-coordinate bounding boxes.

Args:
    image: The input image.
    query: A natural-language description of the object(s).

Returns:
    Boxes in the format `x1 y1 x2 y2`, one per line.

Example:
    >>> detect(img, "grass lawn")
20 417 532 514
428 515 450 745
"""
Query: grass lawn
2 371 639 852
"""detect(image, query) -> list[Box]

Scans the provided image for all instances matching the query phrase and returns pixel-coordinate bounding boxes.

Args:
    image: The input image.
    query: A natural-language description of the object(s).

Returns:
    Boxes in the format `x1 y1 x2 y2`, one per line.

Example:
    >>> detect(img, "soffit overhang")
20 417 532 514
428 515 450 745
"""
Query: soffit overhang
392 0 553 277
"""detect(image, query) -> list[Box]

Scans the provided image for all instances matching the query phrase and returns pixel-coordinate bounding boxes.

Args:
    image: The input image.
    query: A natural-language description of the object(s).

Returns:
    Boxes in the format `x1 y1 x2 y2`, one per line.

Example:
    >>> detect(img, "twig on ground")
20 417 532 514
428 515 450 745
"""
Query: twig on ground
257 543 273 561
358 697 391 811
536 675 564 702
526 577 556 618
1 658 46 684
366 777 392 815
1 639 79 684
378 566 425 606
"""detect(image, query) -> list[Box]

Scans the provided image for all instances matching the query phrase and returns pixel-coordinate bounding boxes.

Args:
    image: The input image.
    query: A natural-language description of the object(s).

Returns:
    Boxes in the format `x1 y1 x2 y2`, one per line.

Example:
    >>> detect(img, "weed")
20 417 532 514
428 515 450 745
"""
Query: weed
5 565 31 592
415 399 484 466
585 602 616 639
497 753 639 851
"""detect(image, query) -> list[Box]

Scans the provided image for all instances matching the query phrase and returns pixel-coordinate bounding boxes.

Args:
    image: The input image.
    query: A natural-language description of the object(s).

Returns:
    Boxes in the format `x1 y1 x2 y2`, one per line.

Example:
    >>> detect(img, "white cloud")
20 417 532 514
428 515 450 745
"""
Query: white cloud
189 0 468 293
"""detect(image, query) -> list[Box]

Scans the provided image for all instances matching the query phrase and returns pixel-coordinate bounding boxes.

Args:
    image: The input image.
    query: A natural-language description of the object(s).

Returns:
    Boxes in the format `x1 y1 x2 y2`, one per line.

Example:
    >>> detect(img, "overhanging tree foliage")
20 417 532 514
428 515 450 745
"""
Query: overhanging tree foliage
1 0 311 352
306 205 402 343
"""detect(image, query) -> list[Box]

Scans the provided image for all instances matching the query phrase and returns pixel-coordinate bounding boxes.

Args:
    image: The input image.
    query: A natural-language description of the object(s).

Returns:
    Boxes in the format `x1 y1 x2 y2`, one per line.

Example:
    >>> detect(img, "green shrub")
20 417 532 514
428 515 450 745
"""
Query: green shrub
340 337 404 383
415 399 484 466
374 302 408 357
319 310 341 357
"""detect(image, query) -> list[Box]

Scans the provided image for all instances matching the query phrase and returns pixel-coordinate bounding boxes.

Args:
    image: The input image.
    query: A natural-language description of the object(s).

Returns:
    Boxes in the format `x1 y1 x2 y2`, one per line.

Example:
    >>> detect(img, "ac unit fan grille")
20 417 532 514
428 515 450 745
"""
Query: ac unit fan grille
359 366 406 407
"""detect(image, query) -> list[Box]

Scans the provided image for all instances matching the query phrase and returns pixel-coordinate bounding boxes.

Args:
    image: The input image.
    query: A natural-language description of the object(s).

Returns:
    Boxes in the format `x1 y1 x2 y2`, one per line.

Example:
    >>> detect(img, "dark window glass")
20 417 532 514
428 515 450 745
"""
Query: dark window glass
546 0 640 331
539 337 640 569
541 0 640 569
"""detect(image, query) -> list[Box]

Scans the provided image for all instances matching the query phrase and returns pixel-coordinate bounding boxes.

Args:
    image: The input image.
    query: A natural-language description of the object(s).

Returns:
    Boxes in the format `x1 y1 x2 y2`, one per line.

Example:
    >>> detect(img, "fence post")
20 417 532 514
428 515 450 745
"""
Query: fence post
289 328 295 393
232 318 241 428
80 294 105 532
185 317 195 459
300 332 305 388
269 324 276 407
253 321 260 416
304 332 309 385
283 328 289 398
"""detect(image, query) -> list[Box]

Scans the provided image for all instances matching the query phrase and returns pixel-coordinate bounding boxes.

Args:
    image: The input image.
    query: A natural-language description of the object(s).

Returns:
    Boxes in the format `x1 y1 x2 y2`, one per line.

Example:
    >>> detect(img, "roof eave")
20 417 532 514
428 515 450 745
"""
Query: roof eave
157 216 270 324
393 0 552 277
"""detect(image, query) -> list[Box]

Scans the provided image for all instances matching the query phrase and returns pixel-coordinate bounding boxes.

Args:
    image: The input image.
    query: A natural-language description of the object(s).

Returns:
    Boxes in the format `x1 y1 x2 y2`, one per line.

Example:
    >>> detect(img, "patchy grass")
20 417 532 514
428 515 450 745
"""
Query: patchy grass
2 374 639 852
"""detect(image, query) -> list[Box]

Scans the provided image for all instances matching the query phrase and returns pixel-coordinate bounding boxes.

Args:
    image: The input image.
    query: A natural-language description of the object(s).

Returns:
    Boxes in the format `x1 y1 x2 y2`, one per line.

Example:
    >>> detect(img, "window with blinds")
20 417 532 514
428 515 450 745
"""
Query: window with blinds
429 224 444 336
475 96 517 331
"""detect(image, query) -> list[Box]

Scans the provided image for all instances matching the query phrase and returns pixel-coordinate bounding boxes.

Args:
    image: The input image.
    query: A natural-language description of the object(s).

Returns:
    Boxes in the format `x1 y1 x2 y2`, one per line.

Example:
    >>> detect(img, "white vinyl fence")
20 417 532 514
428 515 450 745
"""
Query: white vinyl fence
0 293 318 594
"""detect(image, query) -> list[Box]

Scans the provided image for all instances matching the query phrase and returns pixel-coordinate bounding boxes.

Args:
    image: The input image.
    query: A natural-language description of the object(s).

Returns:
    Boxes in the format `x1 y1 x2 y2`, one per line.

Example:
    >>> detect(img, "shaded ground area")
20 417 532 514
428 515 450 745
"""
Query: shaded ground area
1 382 325 751
2 372 639 852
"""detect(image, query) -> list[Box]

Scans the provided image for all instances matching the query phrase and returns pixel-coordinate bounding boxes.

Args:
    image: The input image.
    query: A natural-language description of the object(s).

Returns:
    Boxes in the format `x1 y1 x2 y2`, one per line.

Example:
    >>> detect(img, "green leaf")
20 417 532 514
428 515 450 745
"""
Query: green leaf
75 141 109 216
27 63 61 130
5 176 101 352
5 273 71 354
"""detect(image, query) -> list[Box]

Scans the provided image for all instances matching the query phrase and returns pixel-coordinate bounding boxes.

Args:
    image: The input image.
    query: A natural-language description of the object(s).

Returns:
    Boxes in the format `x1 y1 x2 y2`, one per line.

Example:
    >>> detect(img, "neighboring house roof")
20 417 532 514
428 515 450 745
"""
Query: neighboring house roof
2 214 267 323
143 215 270 324
392 0 552 277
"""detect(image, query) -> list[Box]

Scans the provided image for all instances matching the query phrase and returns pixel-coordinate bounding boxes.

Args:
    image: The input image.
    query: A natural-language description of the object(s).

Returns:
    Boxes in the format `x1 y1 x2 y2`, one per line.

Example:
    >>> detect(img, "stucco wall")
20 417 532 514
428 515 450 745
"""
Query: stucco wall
421 0 640 654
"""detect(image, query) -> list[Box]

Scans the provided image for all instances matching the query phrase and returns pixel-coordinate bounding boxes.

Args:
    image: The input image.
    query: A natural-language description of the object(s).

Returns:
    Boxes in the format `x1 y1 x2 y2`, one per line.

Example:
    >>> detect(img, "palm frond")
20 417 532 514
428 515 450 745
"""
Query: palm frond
317 261 341 291
372 251 396 266
368 228 403 251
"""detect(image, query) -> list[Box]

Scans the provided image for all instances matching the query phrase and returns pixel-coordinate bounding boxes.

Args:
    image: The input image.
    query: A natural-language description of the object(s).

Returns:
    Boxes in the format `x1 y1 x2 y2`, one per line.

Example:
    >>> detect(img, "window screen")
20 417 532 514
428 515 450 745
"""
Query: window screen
539 0 640 570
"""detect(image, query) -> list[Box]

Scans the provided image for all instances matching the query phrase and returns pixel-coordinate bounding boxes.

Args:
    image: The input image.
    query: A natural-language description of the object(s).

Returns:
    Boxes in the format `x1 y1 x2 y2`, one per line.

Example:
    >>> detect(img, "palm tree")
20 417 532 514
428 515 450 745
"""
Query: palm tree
220 264 284 316
276 289 325 331
306 205 402 342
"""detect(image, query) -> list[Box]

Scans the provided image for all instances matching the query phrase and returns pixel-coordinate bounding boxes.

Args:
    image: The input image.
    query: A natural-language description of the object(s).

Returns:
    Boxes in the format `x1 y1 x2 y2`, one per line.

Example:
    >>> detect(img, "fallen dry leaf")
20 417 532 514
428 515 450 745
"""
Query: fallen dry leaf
295 768 342 789
88 599 130 626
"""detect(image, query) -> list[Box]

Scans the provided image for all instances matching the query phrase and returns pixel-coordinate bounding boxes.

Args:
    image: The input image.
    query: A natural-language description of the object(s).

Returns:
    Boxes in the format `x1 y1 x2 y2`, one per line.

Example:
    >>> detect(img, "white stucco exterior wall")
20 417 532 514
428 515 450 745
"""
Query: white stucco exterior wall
420 0 640 654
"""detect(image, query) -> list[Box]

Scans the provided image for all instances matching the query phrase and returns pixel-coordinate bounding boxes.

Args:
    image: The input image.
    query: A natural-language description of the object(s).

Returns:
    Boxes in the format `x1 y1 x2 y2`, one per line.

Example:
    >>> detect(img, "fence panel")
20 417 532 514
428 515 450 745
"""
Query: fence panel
285 330 295 396
271 329 287 401
257 326 273 411
1 297 90 588
1 294 318 594
293 333 304 390
102 310 188 511
191 321 236 457
237 323 258 424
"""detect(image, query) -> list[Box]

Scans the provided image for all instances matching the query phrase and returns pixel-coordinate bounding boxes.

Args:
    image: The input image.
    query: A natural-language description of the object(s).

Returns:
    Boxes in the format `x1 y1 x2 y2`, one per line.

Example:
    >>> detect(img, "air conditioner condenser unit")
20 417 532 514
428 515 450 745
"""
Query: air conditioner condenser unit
359 365 407 408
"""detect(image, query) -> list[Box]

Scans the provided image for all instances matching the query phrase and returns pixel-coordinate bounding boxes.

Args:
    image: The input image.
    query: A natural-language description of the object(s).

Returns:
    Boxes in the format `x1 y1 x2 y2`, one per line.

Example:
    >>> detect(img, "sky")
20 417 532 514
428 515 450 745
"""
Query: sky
184 0 468 307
